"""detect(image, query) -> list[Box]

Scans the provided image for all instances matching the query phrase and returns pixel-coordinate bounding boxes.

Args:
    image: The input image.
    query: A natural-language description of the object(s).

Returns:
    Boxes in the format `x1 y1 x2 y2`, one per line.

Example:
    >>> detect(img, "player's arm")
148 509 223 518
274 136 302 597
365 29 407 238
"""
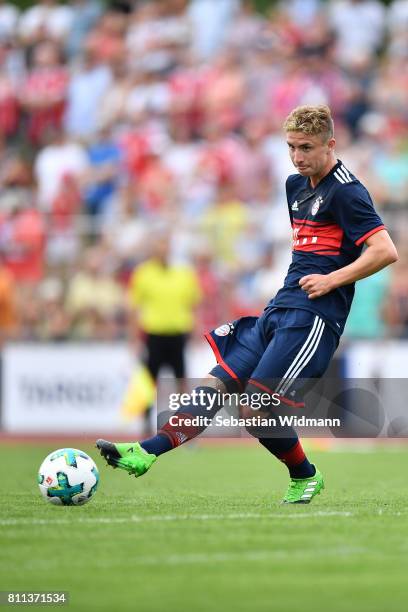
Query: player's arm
299 229 398 300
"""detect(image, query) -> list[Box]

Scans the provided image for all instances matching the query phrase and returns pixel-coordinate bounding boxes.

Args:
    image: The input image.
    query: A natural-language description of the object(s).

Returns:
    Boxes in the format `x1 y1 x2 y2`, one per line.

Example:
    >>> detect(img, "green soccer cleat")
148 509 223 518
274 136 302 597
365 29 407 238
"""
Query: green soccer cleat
96 440 157 478
281 467 325 504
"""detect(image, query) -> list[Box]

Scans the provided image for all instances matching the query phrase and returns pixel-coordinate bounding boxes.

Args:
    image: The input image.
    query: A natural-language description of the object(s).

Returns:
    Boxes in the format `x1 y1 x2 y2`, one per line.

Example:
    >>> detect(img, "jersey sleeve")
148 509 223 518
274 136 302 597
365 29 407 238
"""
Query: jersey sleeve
285 174 302 225
331 183 385 246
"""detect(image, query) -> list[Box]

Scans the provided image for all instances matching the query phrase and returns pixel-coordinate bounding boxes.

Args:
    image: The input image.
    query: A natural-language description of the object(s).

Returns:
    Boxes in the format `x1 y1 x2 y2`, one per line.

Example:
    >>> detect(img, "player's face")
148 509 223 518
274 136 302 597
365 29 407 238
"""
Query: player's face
286 131 335 181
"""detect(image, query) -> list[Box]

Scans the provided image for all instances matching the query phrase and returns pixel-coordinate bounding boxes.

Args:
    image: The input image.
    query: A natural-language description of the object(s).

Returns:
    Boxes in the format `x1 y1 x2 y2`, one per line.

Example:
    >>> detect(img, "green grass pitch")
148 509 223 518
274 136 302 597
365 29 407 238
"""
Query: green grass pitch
1 442 407 612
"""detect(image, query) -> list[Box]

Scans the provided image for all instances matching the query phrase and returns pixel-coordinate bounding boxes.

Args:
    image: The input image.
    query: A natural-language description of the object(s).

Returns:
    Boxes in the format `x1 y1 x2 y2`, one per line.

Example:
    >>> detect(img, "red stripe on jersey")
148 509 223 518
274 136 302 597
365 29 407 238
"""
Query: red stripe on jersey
312 250 341 256
292 219 343 253
355 225 385 246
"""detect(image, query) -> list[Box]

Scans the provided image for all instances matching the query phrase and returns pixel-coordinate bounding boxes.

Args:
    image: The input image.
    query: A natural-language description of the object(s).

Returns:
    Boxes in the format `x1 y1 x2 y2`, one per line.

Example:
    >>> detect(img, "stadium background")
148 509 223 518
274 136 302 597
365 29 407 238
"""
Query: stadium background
1 0 408 433
1 2 408 611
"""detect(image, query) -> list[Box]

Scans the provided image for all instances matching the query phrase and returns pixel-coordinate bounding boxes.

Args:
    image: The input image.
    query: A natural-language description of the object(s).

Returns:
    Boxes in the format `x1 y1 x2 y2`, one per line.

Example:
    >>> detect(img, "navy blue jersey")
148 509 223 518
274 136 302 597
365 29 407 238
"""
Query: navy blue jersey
269 160 385 335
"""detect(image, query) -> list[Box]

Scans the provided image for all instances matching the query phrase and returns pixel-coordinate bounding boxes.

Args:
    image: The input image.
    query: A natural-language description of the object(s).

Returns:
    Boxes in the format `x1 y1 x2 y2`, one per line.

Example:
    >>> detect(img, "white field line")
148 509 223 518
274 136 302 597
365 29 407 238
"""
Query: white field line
3 509 407 528
126 547 368 566
0 511 354 527
17 547 369 569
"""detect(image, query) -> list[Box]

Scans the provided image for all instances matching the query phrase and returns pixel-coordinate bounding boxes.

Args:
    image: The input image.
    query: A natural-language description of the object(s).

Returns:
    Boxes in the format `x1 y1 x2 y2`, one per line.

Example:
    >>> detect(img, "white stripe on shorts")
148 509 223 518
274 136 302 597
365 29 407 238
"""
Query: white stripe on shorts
279 319 325 397
275 316 322 395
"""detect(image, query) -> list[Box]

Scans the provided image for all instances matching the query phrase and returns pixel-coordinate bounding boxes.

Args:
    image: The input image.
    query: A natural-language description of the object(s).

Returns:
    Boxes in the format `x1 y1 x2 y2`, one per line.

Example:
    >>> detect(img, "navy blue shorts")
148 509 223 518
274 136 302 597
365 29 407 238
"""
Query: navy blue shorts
205 307 339 406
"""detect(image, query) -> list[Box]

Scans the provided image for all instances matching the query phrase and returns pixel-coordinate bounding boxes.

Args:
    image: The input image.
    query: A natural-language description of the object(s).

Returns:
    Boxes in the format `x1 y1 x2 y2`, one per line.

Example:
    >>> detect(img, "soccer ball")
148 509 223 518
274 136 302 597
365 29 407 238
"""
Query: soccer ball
37 448 99 506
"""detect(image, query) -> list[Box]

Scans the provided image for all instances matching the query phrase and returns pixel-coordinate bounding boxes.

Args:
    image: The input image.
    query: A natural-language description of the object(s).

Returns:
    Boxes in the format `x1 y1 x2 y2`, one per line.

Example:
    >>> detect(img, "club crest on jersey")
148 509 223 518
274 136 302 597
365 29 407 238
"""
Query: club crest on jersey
214 323 234 336
311 196 323 215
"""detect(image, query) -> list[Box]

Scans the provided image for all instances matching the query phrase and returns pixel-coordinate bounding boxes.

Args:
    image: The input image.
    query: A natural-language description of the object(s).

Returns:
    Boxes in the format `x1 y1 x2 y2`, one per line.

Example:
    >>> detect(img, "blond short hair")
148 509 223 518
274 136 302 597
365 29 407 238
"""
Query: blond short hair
283 105 334 141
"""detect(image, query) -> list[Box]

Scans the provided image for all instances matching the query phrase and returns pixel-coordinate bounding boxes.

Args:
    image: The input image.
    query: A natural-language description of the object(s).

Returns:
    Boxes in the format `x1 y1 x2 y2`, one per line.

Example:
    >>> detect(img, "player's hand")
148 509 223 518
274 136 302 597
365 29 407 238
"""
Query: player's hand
299 274 335 299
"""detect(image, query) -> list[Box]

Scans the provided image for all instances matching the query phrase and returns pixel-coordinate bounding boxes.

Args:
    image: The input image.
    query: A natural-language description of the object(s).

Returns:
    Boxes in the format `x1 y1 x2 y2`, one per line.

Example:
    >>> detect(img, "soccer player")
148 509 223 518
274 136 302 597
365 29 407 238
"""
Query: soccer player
97 105 398 504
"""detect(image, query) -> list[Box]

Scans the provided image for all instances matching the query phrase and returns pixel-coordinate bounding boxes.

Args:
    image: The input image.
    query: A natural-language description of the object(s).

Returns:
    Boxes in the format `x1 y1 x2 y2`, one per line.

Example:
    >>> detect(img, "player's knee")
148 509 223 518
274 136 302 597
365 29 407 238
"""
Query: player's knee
178 385 224 419
198 374 245 397
206 375 227 393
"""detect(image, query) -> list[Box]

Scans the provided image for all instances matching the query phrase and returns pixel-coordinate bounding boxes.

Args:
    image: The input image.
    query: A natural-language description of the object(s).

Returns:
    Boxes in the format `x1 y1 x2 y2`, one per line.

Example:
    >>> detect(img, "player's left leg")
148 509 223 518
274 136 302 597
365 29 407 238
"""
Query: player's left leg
242 379 326 504
246 308 339 503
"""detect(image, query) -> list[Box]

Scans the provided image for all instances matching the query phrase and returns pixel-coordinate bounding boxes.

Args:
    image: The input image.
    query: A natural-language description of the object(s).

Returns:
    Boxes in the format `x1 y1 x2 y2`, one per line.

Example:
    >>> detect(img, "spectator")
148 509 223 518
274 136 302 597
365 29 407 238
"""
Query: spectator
65 245 125 339
224 0 267 51
84 10 127 65
0 257 18 345
344 269 391 339
328 0 386 68
126 0 190 60
120 122 175 216
192 241 226 336
18 0 74 47
278 0 322 28
0 190 46 285
251 247 286 310
0 153 33 193
65 0 104 59
200 180 248 268
188 0 241 59
231 117 273 202
19 41 68 145
34 128 88 211
162 116 202 198
201 50 246 132
0 1 19 41
16 285 42 340
125 62 171 119
47 171 82 266
388 0 408 37
96 59 133 130
82 127 122 221
36 277 72 341
372 137 408 209
134 149 176 216
64 38 112 138
0 51 19 138
101 184 148 282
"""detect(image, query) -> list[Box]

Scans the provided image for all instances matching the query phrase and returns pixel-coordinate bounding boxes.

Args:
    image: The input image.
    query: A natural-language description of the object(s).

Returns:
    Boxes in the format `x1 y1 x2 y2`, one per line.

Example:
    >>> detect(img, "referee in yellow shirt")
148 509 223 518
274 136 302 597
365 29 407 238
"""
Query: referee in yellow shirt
129 234 202 384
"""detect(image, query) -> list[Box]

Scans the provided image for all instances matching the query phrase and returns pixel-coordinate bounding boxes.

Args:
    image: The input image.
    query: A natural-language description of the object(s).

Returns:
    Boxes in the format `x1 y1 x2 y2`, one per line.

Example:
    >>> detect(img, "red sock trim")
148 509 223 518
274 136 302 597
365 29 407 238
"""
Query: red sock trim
277 440 306 466
157 429 177 448
159 413 202 447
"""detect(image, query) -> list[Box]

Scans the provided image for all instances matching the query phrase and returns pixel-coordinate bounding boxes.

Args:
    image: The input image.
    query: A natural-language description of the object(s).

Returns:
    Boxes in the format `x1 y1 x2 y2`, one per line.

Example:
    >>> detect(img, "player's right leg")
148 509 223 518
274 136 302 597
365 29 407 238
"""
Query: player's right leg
97 316 262 477
95 439 157 477
245 308 339 503
96 376 226 477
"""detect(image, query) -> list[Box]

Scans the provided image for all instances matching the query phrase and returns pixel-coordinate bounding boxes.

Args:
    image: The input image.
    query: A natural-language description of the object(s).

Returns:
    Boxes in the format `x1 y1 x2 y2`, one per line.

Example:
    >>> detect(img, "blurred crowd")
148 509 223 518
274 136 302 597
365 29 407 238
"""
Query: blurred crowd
1 0 408 345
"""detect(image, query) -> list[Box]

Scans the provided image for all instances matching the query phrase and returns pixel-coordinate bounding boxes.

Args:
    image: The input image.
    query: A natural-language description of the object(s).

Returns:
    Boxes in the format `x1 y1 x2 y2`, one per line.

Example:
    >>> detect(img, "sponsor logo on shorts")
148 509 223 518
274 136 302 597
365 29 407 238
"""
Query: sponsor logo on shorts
214 323 233 336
